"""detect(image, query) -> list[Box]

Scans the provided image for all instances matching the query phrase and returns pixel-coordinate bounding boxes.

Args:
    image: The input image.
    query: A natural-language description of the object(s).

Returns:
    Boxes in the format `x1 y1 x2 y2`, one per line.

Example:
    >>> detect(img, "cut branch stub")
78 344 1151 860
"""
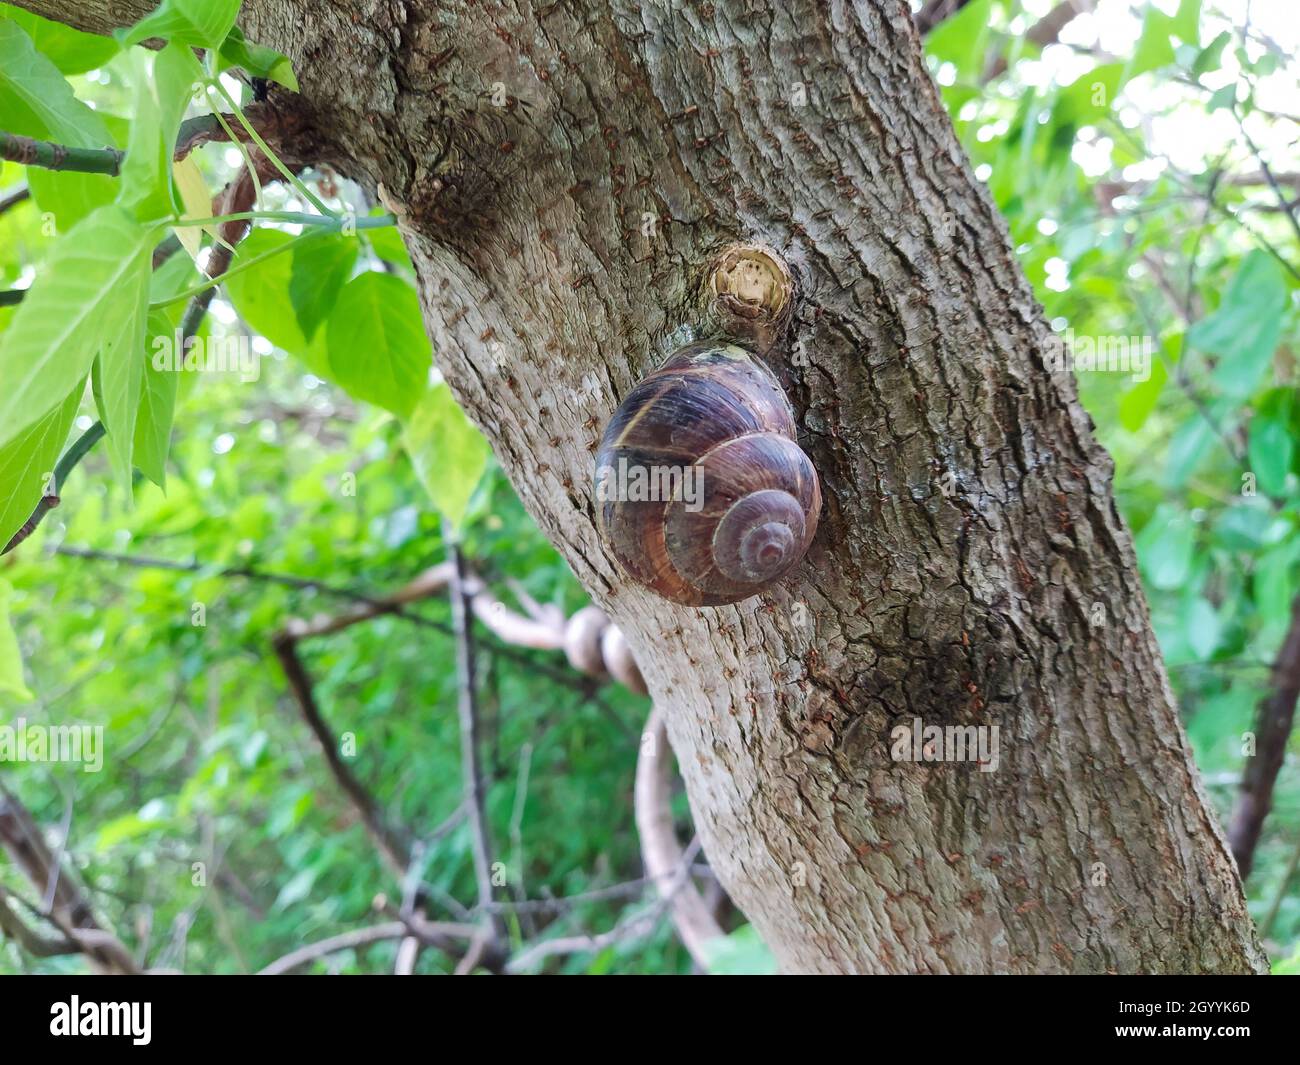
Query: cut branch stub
705 242 795 352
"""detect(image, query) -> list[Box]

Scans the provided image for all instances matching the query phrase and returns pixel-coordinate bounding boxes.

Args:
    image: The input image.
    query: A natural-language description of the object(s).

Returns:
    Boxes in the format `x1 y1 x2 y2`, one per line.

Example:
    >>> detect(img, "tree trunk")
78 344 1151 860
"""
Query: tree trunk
20 0 1265 973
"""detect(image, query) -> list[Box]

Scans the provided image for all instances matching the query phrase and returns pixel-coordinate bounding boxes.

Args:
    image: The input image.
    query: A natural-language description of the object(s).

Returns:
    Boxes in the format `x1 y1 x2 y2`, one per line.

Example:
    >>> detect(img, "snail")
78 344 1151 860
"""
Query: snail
594 341 821 606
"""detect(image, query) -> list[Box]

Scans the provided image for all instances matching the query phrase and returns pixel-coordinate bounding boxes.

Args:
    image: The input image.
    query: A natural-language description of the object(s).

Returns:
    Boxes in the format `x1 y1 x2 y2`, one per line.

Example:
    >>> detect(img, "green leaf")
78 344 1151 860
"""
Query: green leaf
118 0 241 50
1136 506 1195 590
326 272 432 419
1206 84 1236 111
1188 251 1287 397
95 810 167 851
1164 414 1213 487
289 231 358 340
0 204 156 451
1192 30 1230 76
1180 595 1220 659
1130 11 1176 78
924 0 991 80
274 866 318 910
0 5 118 74
1248 415 1294 497
133 254 197 487
92 280 150 492
223 228 329 372
364 208 412 269
403 383 490 530
701 925 778 975
0 578 33 703
217 25 297 91
1255 542 1299 640
133 310 181 488
1172 0 1201 45
0 379 82 549
116 43 204 224
1118 356 1167 432
26 114 127 232
1056 63 1126 127
1213 502 1286 551
0 17 110 145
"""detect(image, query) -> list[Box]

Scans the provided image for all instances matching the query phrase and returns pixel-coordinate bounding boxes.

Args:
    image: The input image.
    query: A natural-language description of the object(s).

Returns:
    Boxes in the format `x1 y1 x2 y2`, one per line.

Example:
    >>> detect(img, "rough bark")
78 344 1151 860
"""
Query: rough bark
17 0 1266 973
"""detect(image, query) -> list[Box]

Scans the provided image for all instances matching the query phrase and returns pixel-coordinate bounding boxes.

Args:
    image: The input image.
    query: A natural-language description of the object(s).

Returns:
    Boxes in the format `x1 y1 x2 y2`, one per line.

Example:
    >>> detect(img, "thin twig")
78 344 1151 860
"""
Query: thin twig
0 130 122 175
0 184 30 216
446 527 506 944
270 633 412 878
256 919 479 975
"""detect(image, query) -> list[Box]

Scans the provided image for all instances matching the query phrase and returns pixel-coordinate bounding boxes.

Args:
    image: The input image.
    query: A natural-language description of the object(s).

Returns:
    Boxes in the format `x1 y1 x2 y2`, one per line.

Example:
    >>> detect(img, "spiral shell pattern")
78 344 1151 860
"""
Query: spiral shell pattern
594 343 820 606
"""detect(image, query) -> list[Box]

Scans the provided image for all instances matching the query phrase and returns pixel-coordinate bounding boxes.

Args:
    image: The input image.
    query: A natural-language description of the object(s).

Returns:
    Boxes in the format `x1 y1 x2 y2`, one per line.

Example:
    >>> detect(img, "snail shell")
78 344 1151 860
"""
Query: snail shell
594 342 821 607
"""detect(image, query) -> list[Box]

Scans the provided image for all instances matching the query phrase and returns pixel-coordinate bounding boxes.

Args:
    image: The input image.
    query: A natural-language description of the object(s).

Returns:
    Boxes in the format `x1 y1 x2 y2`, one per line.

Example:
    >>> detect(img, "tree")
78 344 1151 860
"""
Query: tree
3 0 1270 973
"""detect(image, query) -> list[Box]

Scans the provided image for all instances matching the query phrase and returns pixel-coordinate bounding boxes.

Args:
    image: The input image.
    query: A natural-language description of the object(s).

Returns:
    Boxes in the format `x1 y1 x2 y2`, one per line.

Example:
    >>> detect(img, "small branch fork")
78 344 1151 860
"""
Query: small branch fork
2 144 278 557
39 537 714 973
256 545 676 972
0 785 140 974
0 105 297 178
2 75 719 975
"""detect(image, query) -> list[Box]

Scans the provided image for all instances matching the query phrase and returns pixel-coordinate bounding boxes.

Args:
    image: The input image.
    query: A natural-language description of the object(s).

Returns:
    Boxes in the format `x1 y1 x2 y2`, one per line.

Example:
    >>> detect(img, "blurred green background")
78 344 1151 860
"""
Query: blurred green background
1 0 1298 973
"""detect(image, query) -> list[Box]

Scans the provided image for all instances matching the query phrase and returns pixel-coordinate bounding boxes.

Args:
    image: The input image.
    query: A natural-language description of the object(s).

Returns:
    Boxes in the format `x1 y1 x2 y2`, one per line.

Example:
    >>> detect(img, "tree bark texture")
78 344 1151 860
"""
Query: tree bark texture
16 0 1265 973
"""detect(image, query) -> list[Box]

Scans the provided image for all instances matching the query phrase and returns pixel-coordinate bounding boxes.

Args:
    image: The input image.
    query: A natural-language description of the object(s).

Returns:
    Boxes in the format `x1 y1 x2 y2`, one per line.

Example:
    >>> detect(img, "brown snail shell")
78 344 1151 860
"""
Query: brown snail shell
594 342 821 607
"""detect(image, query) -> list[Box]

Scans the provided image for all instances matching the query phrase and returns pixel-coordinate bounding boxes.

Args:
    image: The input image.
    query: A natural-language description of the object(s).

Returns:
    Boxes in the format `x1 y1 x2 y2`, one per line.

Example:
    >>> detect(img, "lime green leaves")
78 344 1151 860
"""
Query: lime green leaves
0 0 314 536
1248 415 1294 498
117 0 240 50
326 272 432 420
0 205 155 451
222 225 485 526
1137 505 1196 591
0 578 33 703
0 381 83 549
1187 251 1288 398
217 26 297 92
0 5 118 75
133 255 200 488
289 230 359 341
1 17 122 232
117 43 204 224
0 17 110 146
91 249 153 490
403 383 490 531
224 228 319 360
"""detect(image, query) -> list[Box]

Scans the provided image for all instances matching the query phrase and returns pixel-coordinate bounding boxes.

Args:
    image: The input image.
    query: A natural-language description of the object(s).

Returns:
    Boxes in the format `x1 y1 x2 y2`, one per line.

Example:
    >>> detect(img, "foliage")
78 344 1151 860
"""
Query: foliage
0 0 1297 972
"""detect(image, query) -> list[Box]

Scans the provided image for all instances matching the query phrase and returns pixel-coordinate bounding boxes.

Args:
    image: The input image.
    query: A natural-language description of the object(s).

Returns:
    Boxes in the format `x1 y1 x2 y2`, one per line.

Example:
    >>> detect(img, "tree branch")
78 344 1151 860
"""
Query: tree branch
270 632 414 879
2 158 270 556
914 0 973 36
2 422 105 555
634 706 724 970
446 530 506 944
256 918 480 975
984 0 1094 82
1228 591 1300 878
0 787 140 973
0 889 79 959
0 130 122 174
